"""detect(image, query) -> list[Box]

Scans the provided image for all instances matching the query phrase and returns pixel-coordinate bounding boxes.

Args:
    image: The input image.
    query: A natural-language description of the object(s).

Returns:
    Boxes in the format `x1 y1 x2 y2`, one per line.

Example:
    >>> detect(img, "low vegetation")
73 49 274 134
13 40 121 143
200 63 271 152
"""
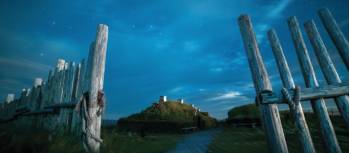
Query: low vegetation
0 126 183 153
100 128 182 153
209 103 348 153
1 103 347 153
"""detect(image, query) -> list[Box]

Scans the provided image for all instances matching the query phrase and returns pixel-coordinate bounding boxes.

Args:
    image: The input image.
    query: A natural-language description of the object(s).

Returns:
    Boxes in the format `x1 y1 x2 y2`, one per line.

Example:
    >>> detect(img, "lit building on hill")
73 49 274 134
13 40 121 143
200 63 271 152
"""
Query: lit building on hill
159 96 167 103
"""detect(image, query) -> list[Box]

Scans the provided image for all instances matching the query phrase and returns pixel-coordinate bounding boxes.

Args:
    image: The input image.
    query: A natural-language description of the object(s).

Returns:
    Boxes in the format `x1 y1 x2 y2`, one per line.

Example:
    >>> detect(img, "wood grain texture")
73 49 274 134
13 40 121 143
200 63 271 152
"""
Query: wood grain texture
261 83 348 104
288 16 341 153
85 24 108 153
304 20 349 126
238 15 288 153
268 29 315 153
318 8 349 68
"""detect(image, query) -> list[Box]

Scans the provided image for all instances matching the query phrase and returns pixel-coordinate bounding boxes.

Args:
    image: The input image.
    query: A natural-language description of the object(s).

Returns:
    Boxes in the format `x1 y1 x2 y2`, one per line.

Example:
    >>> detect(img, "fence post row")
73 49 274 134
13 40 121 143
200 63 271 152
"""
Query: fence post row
239 8 348 153
288 17 342 153
0 24 108 152
304 20 349 126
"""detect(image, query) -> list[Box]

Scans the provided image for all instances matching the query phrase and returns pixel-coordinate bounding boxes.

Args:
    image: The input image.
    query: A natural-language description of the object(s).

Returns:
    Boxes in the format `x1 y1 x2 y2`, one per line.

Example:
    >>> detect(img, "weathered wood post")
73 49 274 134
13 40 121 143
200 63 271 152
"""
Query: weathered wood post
31 78 43 111
304 20 349 126
69 62 81 132
78 59 86 97
53 59 66 105
318 8 349 68
287 16 341 153
72 60 85 133
48 59 66 130
85 42 95 92
238 15 288 153
267 29 316 153
72 63 81 102
58 62 76 130
83 24 108 153
34 78 43 88
5 94 15 104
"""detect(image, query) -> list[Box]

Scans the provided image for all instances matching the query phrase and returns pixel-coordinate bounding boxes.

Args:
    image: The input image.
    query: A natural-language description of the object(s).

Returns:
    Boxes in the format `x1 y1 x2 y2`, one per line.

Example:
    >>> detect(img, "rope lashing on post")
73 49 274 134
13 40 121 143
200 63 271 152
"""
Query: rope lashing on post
255 90 274 106
75 90 105 152
255 87 301 105
281 86 301 107
96 91 105 116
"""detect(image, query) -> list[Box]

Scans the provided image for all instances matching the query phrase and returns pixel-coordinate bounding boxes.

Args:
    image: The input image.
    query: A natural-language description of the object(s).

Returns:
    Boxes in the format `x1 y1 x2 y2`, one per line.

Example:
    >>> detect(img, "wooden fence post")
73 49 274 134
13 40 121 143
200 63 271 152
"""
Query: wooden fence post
78 59 86 98
318 8 349 68
267 29 316 153
71 61 84 133
85 42 95 92
287 16 341 153
238 15 289 153
72 63 81 102
304 20 349 126
83 24 108 153
60 62 76 130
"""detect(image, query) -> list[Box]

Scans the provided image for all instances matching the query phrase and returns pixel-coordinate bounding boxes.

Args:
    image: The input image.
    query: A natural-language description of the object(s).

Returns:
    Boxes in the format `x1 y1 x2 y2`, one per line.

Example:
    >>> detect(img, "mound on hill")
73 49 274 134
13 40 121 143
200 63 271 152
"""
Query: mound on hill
228 103 260 120
117 100 216 133
227 104 261 127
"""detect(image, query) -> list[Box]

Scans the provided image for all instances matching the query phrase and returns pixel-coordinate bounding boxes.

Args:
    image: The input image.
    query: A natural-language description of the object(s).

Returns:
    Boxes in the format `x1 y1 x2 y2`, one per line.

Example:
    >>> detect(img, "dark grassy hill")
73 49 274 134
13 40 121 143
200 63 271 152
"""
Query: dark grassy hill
227 103 260 120
117 100 217 132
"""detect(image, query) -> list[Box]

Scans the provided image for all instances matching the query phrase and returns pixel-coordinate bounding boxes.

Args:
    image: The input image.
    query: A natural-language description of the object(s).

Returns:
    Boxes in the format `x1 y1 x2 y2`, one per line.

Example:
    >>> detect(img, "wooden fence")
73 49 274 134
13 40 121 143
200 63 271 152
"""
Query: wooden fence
0 24 108 153
238 8 348 153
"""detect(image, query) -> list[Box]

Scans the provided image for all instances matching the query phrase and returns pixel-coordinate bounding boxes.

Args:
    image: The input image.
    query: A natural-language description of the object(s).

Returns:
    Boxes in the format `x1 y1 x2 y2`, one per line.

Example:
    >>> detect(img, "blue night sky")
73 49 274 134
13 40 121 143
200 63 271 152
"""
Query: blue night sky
0 0 348 120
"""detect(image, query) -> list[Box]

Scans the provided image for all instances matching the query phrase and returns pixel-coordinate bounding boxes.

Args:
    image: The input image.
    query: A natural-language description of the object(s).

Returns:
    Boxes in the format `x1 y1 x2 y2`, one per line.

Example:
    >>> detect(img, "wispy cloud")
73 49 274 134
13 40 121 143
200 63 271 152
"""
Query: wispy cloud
255 24 269 43
267 0 292 18
0 78 28 91
207 91 242 101
0 57 52 73
169 86 184 93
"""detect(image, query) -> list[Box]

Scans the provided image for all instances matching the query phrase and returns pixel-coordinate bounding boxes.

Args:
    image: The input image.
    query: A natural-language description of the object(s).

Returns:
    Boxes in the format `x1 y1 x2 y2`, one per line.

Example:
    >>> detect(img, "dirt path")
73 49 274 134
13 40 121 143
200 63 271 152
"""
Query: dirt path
167 128 222 153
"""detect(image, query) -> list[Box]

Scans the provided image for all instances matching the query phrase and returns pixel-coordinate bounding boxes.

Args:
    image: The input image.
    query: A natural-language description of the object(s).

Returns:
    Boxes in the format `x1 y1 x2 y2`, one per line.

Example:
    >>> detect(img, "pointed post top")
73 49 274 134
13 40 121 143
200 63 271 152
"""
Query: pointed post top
33 78 43 88
56 59 66 71
5 94 15 104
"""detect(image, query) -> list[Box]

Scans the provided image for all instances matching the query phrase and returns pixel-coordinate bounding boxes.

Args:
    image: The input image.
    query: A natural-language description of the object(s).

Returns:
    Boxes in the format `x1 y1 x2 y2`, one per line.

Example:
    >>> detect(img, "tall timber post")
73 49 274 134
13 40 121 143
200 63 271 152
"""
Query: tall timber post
238 15 288 153
82 24 108 153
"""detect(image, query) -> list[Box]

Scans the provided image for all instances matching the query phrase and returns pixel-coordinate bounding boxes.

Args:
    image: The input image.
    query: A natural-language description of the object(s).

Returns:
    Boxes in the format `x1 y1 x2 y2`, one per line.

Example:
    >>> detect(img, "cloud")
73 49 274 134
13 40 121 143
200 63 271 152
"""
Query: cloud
207 91 242 101
199 88 205 92
0 57 52 73
183 41 200 52
169 86 184 93
210 67 223 72
266 0 292 18
0 78 29 94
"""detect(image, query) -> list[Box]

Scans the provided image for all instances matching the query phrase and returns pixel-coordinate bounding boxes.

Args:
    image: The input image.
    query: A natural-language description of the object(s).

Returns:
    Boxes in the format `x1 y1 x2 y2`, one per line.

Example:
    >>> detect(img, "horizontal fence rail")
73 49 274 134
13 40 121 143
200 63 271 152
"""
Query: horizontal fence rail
259 83 348 104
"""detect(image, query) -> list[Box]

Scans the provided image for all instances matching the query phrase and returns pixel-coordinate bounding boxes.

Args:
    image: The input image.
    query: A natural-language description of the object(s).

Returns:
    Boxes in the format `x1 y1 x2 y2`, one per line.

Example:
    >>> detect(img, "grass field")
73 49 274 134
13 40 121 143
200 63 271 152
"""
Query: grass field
0 126 183 153
208 113 348 153
0 110 347 153
100 128 183 153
